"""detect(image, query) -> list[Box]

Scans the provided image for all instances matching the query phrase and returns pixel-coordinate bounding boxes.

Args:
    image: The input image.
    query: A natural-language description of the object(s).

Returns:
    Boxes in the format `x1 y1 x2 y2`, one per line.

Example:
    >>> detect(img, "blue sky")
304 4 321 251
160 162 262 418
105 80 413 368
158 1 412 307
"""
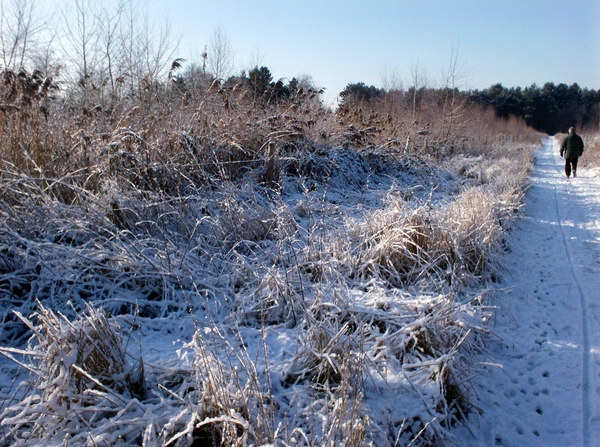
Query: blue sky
154 0 599 105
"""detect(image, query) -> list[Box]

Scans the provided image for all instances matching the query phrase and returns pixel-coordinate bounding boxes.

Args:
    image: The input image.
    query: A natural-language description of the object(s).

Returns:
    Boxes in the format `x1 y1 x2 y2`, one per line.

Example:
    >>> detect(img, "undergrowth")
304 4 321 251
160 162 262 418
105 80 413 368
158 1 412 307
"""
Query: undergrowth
0 65 540 446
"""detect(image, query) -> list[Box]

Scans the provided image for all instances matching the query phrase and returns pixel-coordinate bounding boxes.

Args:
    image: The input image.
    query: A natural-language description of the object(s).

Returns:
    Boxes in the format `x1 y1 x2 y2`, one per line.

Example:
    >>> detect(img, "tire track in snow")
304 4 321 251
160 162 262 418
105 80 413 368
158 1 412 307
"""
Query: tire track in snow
552 168 592 447
550 135 597 447
458 136 600 446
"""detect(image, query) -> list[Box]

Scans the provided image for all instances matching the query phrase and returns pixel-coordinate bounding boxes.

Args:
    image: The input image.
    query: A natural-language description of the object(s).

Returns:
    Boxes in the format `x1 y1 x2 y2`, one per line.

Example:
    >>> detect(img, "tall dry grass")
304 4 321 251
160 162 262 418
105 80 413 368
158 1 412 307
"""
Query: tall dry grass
0 65 540 446
576 131 600 168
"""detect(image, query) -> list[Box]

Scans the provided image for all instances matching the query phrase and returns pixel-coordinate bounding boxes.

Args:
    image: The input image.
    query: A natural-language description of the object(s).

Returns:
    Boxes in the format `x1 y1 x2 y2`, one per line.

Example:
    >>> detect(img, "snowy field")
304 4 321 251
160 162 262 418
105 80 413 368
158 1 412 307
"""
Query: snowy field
3 135 587 446
457 137 600 446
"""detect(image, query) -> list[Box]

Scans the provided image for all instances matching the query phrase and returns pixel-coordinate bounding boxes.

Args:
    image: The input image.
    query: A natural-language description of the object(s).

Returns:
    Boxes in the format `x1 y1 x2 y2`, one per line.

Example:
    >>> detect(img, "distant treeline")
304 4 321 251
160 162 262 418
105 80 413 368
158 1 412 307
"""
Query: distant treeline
469 83 600 135
340 81 600 136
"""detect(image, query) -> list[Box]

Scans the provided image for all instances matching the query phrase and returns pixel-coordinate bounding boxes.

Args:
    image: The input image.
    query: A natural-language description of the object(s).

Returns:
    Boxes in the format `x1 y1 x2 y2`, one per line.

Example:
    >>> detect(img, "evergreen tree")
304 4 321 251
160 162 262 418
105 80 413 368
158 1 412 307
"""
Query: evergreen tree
470 82 599 134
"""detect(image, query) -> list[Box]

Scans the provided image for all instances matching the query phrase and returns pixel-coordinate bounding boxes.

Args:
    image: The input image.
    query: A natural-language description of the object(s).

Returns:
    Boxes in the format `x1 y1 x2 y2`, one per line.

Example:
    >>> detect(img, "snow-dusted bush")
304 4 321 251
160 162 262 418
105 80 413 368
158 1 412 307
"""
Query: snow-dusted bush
157 328 278 447
0 302 146 445
322 183 522 292
578 132 600 168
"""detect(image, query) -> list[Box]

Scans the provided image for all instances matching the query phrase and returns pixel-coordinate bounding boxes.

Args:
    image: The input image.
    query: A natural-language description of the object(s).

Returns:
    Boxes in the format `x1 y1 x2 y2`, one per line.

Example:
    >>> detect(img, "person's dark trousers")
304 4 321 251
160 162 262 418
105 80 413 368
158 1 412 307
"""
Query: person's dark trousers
565 158 578 177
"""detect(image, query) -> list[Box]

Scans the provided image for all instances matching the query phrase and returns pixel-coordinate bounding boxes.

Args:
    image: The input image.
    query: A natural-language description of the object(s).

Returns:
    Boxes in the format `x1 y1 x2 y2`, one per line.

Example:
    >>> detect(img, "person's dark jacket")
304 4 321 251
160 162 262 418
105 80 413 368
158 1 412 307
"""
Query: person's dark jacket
560 133 585 159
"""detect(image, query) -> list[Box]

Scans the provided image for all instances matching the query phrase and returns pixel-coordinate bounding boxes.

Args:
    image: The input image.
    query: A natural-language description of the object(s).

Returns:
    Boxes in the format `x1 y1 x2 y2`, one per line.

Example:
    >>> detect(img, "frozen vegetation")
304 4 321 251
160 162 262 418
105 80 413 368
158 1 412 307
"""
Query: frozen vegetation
0 105 540 445
2 9 598 442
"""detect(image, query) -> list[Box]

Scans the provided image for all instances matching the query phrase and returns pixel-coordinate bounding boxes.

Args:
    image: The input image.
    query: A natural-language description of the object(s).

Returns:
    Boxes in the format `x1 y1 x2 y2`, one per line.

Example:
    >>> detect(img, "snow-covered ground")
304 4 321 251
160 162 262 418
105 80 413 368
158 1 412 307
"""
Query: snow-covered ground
4 135 599 446
458 137 600 446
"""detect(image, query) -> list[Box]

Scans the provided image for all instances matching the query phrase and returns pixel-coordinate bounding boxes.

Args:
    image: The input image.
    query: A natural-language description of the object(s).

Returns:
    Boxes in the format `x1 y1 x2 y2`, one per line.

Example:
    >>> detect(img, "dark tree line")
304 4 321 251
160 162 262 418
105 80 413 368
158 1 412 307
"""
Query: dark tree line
339 82 384 103
172 65 324 105
469 83 600 135
340 81 600 136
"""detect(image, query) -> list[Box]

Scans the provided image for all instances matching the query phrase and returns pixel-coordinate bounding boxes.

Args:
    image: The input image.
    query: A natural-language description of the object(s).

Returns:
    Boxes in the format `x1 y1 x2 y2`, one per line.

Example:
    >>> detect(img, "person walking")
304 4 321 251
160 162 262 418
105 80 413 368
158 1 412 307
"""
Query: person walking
560 127 585 178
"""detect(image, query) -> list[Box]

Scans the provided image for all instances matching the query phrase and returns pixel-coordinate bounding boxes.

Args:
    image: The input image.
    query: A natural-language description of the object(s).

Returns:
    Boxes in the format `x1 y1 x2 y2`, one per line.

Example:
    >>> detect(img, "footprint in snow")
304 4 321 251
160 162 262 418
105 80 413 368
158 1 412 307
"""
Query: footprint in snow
503 388 518 398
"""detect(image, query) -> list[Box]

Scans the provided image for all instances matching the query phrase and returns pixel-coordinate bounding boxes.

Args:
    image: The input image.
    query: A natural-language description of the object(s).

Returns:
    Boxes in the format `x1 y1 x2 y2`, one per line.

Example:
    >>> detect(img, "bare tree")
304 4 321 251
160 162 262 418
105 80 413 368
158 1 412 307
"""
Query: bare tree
120 0 139 94
439 45 469 142
409 62 428 125
29 22 60 75
120 0 179 98
247 44 264 74
207 26 235 80
141 14 178 80
295 73 317 90
97 0 124 101
380 63 403 92
0 0 44 70
61 0 100 95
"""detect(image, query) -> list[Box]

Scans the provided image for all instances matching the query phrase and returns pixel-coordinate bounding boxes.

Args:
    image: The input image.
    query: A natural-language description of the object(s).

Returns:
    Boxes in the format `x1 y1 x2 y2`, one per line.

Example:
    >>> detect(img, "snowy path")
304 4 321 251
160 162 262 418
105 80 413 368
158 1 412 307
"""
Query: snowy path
461 137 600 446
